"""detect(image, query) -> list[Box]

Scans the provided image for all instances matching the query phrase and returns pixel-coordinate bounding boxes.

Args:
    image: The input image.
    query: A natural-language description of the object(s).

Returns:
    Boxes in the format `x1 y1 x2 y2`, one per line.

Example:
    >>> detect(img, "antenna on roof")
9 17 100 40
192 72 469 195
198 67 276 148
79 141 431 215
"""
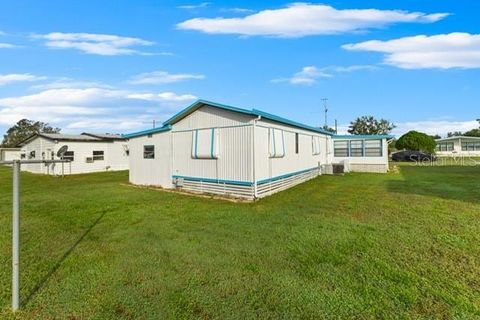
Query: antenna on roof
142 120 160 129
321 98 328 128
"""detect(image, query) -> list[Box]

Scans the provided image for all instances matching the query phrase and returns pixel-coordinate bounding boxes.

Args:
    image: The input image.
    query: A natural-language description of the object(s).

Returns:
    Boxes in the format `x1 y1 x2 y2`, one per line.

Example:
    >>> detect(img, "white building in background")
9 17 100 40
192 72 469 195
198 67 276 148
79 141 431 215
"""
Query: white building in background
125 100 393 200
436 136 480 157
0 148 21 162
18 133 129 175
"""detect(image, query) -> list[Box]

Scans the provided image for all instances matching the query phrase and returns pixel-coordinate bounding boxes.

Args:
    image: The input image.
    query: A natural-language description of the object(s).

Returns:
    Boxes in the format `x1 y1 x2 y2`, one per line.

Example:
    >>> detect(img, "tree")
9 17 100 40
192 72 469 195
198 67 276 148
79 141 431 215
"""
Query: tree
321 125 336 133
1 119 61 147
430 134 441 139
464 129 480 137
348 116 395 135
396 131 437 153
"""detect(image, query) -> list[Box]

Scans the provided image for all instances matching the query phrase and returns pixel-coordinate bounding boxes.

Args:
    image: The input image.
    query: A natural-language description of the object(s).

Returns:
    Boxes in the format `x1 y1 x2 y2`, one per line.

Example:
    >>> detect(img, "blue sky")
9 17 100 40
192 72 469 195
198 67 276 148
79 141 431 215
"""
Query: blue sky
0 1 479 137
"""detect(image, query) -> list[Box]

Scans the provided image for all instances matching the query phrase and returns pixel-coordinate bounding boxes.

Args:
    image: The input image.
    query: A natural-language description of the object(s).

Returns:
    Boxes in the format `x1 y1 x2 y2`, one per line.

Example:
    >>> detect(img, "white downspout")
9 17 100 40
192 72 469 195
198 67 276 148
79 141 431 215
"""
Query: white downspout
252 115 261 199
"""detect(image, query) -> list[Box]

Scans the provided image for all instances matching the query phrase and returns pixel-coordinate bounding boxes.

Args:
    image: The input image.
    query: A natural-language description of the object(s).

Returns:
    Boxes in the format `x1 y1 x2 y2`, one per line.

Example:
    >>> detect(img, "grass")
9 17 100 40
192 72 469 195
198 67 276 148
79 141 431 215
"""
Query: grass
1 164 480 319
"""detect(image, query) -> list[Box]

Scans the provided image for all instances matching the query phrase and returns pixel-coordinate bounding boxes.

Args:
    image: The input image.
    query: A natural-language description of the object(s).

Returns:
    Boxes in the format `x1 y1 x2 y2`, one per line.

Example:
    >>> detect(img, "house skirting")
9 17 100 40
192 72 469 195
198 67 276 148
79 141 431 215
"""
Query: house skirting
172 167 320 200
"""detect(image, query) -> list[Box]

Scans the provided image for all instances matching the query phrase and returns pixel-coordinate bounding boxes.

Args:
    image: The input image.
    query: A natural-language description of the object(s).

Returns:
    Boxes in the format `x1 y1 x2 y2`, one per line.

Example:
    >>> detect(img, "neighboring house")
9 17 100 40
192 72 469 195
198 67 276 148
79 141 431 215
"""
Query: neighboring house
0 148 21 161
125 100 392 199
436 136 480 157
18 133 129 175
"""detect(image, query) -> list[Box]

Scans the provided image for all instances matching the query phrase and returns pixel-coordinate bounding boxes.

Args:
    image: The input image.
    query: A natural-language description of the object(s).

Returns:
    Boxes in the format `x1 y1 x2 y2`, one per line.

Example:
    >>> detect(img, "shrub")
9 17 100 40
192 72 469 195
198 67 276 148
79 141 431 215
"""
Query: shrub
396 131 437 153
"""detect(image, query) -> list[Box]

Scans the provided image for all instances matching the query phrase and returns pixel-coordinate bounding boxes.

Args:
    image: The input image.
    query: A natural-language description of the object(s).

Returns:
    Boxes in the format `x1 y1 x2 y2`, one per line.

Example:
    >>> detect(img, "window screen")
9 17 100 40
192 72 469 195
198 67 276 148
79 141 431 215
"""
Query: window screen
269 128 285 158
364 140 382 157
92 150 104 161
334 141 349 157
349 140 364 157
144 145 154 159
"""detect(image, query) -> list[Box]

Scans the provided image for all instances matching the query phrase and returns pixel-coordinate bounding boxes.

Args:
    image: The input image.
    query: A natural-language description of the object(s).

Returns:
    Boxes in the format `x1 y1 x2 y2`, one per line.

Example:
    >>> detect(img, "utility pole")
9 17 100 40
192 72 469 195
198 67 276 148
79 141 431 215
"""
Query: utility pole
335 119 338 134
321 98 328 128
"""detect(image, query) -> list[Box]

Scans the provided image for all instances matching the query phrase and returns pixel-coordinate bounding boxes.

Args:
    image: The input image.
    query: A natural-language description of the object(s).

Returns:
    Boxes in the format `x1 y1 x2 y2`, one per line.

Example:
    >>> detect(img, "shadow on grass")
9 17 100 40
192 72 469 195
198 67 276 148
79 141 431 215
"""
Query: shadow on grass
387 164 480 204
22 210 107 307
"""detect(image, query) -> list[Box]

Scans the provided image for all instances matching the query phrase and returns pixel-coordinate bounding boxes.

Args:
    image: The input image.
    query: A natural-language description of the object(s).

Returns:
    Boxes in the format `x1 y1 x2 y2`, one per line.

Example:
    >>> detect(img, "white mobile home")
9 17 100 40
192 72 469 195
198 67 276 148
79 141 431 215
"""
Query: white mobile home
18 133 129 175
436 136 480 157
126 100 392 199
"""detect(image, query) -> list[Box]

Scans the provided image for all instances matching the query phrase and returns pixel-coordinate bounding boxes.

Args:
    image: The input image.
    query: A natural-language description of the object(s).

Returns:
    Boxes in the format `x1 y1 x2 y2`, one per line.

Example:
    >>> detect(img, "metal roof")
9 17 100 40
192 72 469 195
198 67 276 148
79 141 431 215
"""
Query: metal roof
333 134 395 139
122 125 172 139
18 132 127 146
126 99 335 138
435 135 480 142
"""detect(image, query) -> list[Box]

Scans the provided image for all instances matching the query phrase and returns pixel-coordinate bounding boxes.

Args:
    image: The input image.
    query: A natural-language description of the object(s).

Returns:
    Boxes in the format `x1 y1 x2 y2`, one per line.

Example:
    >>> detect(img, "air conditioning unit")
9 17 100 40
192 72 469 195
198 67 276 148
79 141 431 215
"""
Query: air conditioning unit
332 164 345 174
85 157 94 163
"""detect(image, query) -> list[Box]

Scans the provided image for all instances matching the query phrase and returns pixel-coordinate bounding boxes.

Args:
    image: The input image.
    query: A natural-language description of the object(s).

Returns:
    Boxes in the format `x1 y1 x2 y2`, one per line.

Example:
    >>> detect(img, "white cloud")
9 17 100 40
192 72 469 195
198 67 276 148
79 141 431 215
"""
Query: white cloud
29 78 113 90
0 87 197 131
272 66 331 85
0 43 16 48
393 120 479 136
343 32 480 69
178 2 211 10
272 65 375 85
129 70 205 85
0 73 47 86
221 8 255 14
33 32 154 56
127 92 197 102
177 3 448 37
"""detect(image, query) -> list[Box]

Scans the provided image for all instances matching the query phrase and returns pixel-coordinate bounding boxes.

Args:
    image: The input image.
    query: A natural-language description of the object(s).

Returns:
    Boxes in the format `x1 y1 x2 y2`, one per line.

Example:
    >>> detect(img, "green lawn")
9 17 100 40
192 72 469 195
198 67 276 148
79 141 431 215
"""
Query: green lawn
1 165 480 319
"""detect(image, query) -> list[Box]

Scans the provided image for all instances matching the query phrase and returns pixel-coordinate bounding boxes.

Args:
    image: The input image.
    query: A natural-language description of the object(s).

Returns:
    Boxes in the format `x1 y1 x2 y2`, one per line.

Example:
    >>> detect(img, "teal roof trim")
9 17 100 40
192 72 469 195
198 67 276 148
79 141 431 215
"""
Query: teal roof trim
333 134 395 139
127 99 377 138
164 99 334 136
163 99 256 125
252 109 333 135
122 125 172 139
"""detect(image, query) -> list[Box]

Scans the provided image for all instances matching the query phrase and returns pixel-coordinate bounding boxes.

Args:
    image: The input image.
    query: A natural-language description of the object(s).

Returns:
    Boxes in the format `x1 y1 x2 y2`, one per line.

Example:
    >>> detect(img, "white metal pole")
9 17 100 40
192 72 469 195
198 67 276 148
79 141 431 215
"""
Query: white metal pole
12 160 20 312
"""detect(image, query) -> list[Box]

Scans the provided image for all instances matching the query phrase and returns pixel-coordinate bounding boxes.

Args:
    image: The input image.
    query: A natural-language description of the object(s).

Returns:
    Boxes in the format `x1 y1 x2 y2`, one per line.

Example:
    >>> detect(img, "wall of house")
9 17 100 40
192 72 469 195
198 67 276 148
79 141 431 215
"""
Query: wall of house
254 119 328 179
332 138 389 173
436 138 480 157
21 137 129 175
128 132 172 187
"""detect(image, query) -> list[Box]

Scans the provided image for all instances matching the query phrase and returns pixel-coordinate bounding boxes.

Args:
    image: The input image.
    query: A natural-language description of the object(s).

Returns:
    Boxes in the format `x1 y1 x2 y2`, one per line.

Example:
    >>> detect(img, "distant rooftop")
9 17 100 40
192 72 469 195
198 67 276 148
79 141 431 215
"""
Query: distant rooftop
18 132 126 146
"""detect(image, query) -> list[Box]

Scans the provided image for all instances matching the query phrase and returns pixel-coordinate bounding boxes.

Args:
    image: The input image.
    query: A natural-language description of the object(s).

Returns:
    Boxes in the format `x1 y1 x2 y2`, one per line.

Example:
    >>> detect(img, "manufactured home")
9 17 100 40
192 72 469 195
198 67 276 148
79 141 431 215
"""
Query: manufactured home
0 148 21 162
18 133 129 175
125 100 392 200
436 136 480 157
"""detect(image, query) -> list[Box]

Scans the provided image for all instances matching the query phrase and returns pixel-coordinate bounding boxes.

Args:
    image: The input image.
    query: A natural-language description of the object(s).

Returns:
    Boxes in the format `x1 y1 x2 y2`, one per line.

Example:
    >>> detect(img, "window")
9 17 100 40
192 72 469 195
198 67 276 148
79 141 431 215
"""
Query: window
334 141 349 157
295 133 299 154
191 128 219 159
349 140 364 157
63 151 74 161
437 142 454 152
365 139 382 157
144 145 155 159
462 142 480 151
92 150 104 161
268 128 285 158
312 136 321 155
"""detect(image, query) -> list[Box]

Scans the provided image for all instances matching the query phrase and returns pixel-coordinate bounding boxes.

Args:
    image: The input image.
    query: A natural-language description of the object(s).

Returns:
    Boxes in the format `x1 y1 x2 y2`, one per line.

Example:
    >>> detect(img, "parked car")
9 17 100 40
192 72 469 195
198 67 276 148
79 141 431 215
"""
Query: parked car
392 150 437 162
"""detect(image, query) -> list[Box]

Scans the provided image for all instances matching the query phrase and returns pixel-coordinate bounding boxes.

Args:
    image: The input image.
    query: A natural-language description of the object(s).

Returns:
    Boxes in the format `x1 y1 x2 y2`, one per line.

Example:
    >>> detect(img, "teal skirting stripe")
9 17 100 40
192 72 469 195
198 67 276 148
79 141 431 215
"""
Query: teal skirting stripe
172 166 319 188
257 166 319 185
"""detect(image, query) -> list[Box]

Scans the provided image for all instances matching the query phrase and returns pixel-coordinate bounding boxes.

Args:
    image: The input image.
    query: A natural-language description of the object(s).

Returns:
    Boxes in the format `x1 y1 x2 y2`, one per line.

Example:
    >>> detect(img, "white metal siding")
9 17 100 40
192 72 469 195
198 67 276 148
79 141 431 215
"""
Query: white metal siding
172 125 253 183
173 105 254 130
128 132 172 188
20 137 129 175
